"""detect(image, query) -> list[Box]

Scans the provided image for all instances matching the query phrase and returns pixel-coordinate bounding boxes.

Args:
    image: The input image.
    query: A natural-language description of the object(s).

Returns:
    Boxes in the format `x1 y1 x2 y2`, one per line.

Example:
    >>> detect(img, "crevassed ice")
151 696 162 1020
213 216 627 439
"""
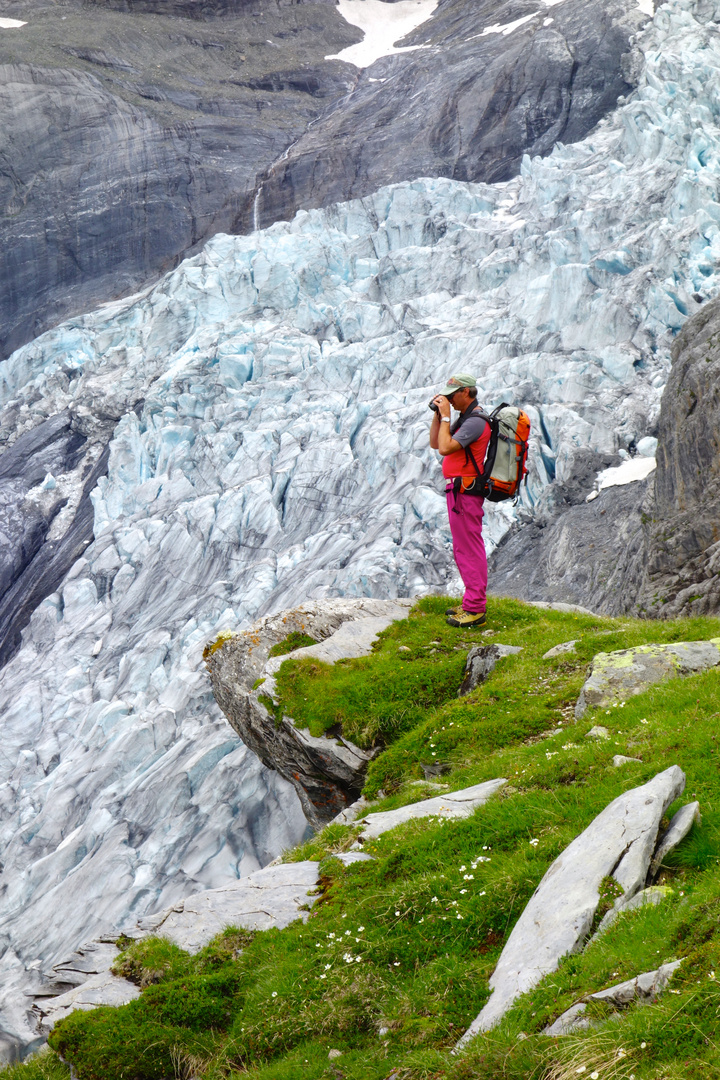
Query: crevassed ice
1 0 720 1051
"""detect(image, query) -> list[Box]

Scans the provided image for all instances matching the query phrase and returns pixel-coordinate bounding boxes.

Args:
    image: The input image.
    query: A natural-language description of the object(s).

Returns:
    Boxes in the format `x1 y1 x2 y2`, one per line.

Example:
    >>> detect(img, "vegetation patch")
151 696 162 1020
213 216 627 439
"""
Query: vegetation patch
8 598 720 1080
268 632 319 658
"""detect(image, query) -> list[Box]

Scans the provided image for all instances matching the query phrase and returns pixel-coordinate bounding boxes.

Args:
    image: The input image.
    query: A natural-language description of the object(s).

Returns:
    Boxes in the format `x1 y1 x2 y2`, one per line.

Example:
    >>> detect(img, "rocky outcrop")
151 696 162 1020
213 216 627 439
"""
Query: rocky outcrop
635 296 720 616
456 766 686 1045
0 0 647 358
544 959 682 1036
575 640 720 717
207 598 412 829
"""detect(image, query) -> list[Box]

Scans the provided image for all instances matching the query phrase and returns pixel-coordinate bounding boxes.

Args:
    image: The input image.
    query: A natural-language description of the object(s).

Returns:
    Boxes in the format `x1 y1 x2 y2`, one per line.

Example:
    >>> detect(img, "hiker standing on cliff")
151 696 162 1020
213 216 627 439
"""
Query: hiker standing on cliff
429 373 490 629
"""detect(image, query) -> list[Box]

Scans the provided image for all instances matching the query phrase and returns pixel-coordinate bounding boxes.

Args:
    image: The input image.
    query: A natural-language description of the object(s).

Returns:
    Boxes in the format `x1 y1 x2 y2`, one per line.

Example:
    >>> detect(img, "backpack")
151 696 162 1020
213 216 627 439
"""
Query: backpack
469 403 531 502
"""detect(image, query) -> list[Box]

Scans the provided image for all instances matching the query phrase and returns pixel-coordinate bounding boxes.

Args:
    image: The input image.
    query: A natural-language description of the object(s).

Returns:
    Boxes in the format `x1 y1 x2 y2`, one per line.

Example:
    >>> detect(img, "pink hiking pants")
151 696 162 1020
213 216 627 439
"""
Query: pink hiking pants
446 489 487 614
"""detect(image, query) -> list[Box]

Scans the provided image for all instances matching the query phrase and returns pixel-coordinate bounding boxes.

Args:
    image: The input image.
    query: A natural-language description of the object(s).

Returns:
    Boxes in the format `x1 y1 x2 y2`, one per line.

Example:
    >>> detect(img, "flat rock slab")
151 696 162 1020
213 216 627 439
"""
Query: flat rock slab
530 602 596 615
135 862 321 952
456 766 685 1046
33 861 323 1033
576 640 720 717
544 959 682 1035
353 779 507 845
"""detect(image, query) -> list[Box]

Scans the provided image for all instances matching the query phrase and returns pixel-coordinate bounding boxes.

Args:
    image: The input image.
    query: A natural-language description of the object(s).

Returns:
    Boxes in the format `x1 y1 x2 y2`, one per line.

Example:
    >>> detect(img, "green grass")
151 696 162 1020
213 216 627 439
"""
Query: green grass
268 632 319 658
7 596 720 1080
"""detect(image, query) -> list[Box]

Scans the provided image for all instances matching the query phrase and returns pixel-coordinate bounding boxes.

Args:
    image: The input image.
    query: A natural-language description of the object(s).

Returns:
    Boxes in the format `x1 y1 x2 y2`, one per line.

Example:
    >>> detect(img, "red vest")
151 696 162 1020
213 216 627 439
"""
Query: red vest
441 410 490 489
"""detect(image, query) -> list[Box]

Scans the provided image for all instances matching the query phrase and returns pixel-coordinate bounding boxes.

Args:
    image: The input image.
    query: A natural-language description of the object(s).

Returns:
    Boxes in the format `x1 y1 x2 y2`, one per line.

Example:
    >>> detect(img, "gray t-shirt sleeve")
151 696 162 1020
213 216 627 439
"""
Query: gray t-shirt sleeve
453 415 487 448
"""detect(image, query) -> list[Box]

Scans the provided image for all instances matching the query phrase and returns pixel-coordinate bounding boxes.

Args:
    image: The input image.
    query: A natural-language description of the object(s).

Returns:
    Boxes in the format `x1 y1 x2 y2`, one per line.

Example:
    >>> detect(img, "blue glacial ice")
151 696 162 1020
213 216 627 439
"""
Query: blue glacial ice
2 0 720 1052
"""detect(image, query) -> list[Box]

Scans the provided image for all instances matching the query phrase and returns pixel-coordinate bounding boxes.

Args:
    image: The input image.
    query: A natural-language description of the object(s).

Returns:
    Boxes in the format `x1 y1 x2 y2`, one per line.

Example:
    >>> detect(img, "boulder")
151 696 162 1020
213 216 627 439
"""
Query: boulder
458 644 523 696
208 599 412 829
543 640 580 659
544 959 682 1035
455 765 685 1046
575 640 720 718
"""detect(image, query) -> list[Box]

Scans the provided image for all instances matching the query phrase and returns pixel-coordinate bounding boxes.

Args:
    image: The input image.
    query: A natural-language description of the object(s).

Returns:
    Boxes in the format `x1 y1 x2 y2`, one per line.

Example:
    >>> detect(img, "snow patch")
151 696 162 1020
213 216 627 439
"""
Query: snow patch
481 12 539 36
586 456 657 500
0 17 26 27
326 0 437 68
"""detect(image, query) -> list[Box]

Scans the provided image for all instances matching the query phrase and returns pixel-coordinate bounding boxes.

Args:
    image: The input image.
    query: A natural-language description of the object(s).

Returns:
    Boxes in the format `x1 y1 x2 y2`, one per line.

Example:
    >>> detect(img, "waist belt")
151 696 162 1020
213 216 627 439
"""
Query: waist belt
445 477 484 497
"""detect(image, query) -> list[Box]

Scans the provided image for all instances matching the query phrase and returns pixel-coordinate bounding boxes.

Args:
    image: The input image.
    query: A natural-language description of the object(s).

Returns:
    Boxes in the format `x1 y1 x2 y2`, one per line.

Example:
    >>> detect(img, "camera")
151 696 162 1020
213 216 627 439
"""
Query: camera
428 399 440 414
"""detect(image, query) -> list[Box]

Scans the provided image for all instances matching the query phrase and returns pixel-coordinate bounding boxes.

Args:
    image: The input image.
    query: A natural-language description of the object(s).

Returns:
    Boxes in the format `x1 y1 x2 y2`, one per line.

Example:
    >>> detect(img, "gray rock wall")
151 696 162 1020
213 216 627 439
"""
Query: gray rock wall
636 296 720 616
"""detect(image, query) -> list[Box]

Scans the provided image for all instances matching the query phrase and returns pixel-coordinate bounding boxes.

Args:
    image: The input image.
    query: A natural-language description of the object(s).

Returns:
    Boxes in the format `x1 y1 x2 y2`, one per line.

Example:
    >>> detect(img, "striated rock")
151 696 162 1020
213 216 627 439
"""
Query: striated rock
351 779 507 844
544 959 682 1035
0 3 359 358
575 640 720 718
490 477 651 616
456 766 685 1045
458 644 522 696
208 599 412 829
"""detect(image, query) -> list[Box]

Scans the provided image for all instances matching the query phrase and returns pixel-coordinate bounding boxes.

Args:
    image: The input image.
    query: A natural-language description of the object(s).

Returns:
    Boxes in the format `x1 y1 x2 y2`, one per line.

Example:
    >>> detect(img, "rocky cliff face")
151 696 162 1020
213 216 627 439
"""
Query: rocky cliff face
0 0 647 358
251 0 647 230
208 599 411 828
635 297 720 616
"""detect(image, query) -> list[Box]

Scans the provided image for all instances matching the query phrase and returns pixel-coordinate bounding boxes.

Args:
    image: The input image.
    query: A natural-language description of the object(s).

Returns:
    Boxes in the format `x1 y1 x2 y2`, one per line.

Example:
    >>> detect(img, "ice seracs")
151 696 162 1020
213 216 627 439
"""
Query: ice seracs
1 0 720 1055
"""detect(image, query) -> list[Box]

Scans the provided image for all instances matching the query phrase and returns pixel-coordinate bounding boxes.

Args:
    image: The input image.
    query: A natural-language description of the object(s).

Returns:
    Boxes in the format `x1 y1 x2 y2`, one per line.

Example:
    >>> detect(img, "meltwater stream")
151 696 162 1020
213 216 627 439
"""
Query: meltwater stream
1 0 720 1052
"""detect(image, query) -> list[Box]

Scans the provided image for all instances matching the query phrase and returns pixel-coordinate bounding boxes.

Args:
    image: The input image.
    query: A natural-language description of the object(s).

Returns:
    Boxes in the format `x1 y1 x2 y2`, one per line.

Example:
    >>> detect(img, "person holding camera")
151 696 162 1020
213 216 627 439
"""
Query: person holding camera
429 373 490 628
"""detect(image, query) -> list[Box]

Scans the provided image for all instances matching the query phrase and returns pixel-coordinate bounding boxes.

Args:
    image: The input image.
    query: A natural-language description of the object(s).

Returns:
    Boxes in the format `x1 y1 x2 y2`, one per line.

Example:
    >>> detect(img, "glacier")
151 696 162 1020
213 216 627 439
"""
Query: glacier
1 0 720 1054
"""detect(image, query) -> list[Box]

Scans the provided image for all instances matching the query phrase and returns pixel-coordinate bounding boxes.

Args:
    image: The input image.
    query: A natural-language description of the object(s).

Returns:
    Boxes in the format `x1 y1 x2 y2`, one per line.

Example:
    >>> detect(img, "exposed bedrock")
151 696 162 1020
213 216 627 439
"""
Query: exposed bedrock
208 599 411 829
635 296 720 616
250 0 648 231
0 0 647 358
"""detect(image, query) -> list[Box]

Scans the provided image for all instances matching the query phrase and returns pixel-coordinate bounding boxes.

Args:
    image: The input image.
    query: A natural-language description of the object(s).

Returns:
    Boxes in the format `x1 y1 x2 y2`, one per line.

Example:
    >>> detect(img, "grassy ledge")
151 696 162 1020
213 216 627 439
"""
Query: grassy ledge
9 597 720 1080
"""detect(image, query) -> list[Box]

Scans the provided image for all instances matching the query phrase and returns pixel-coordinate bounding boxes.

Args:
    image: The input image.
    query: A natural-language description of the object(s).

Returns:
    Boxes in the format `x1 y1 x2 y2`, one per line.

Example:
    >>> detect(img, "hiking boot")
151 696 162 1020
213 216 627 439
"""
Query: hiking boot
446 610 487 628
445 605 461 616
